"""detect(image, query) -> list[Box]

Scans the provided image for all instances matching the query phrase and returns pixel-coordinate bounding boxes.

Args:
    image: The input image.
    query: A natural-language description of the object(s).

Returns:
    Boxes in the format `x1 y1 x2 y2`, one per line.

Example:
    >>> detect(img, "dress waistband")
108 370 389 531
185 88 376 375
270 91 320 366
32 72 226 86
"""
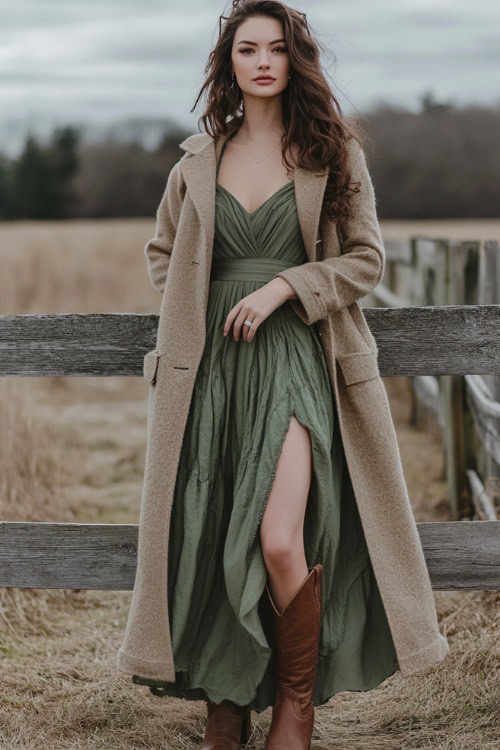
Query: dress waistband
210 257 298 282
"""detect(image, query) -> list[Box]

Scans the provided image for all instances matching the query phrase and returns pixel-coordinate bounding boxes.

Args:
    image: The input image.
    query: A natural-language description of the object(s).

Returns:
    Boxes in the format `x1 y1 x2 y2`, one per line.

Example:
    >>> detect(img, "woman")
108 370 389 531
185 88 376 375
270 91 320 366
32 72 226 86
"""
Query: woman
117 2 449 748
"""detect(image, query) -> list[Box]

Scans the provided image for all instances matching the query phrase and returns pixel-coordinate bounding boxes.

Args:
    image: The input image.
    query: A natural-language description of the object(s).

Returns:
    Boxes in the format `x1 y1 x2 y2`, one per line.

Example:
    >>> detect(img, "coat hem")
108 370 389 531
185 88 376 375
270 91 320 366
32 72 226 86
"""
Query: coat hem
116 647 176 682
396 633 449 677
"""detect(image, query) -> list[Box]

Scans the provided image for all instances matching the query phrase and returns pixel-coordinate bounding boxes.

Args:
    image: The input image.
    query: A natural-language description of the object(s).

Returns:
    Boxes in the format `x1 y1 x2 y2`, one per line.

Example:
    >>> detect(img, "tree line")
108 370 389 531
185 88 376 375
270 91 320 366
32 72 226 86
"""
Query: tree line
0 101 499 221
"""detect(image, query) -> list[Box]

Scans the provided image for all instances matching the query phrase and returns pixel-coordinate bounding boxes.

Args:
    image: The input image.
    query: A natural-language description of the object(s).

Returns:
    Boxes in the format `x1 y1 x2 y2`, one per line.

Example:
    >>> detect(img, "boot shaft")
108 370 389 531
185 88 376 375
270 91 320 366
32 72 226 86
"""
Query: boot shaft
267 564 323 697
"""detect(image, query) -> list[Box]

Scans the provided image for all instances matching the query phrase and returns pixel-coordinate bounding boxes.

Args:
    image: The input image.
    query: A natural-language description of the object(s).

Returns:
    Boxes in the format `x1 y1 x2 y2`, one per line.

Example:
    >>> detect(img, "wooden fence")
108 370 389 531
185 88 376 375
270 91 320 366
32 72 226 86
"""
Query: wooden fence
365 238 500 523
1 306 500 591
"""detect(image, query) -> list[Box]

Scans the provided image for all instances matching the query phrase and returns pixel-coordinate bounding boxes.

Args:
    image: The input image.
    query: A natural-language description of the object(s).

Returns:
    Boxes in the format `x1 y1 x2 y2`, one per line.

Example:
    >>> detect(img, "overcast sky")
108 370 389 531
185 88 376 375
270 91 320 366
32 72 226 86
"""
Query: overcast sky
1 0 499 137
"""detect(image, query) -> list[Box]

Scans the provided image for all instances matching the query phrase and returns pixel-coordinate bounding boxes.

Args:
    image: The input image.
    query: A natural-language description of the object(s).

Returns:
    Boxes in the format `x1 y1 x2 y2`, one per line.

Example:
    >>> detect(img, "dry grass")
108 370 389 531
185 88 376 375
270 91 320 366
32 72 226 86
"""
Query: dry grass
0 219 498 749
378 218 500 244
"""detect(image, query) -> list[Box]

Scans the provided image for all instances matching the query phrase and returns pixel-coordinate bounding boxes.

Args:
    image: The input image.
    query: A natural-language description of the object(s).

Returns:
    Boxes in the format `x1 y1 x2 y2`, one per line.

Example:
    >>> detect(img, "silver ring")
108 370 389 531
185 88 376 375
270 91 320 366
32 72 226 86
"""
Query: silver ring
243 319 253 327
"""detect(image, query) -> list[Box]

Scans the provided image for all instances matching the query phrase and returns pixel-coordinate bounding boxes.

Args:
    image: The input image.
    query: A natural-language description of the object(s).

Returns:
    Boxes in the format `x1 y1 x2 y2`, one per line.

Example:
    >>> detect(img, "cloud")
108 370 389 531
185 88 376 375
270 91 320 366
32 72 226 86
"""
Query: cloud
0 0 498 146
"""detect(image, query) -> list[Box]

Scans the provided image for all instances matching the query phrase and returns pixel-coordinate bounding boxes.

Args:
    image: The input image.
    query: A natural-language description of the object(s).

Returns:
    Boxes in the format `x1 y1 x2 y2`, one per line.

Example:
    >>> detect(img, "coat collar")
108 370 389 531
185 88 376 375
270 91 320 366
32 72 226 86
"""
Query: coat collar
178 131 328 263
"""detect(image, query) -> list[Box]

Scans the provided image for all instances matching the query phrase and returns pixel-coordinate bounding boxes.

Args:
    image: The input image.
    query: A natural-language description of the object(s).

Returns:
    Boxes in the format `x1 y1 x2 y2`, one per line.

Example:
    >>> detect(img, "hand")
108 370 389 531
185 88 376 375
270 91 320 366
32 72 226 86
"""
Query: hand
223 277 296 343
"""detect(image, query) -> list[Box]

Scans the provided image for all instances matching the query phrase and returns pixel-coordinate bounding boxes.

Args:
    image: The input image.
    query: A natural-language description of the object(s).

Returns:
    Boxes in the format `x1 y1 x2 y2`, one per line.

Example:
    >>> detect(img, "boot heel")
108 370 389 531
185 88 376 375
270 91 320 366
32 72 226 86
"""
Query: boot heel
240 709 252 745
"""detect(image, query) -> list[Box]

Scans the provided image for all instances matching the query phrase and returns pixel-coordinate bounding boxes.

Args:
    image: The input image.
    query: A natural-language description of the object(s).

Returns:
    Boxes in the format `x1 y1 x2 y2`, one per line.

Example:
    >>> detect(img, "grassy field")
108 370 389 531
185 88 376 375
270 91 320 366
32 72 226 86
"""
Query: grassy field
0 218 499 749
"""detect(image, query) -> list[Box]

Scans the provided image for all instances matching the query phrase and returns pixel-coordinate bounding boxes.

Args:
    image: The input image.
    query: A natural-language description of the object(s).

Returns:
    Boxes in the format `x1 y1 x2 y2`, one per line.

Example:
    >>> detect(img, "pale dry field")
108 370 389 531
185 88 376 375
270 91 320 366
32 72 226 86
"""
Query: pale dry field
380 218 500 244
0 218 498 749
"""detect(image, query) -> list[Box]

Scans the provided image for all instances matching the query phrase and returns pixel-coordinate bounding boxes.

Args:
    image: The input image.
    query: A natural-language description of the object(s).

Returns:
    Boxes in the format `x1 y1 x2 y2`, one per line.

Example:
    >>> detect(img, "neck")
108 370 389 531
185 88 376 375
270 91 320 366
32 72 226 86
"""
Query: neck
232 99 285 145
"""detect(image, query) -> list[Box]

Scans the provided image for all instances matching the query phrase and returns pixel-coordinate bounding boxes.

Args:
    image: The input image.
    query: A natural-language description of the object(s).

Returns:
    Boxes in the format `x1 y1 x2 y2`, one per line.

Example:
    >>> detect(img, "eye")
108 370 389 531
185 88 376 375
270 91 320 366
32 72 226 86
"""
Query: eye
239 46 288 54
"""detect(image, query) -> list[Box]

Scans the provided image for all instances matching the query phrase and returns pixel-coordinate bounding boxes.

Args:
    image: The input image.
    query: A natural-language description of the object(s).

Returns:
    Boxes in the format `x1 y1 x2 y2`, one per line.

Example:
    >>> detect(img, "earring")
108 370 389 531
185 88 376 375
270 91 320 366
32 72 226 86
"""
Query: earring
231 72 237 88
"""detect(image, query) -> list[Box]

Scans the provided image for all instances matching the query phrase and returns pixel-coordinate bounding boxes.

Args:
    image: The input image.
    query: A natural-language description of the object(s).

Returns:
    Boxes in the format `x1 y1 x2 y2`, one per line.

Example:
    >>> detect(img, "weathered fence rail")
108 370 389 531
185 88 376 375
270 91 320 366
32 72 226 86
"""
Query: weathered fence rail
1 305 500 591
365 238 500 522
1 519 498 591
1 306 499 377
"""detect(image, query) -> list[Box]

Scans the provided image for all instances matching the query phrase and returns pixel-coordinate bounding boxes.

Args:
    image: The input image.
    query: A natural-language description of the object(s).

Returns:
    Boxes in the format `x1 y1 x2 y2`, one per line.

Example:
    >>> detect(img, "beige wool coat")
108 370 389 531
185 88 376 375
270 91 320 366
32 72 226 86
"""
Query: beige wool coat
116 130 449 683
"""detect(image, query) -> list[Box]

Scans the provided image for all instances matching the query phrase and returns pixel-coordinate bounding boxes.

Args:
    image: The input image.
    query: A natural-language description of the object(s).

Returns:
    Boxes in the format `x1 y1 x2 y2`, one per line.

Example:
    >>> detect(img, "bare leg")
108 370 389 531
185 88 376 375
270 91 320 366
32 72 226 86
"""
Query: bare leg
260 415 312 613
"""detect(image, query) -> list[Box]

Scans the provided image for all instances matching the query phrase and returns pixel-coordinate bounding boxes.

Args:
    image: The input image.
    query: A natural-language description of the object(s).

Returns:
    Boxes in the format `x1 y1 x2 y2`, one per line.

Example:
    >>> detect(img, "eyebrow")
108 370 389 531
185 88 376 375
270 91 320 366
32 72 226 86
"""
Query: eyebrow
237 39 286 45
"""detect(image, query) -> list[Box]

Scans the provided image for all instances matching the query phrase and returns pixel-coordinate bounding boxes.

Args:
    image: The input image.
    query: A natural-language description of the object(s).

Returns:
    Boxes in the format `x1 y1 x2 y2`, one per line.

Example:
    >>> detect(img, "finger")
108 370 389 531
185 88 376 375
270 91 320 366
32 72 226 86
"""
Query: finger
244 313 261 342
240 312 248 342
223 303 242 337
234 308 250 342
223 312 234 337
245 319 258 343
242 318 251 343
233 312 243 341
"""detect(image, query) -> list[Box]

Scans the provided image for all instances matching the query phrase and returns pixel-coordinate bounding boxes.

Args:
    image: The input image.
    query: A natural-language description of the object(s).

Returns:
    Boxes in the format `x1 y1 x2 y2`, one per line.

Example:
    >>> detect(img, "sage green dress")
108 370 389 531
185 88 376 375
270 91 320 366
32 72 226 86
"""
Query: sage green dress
132 143 399 712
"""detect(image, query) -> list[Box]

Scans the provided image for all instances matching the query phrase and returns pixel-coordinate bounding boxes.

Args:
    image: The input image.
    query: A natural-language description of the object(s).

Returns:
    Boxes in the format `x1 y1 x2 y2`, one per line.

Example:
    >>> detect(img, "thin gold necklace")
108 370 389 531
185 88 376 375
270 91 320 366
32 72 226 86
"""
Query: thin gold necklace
230 135 283 165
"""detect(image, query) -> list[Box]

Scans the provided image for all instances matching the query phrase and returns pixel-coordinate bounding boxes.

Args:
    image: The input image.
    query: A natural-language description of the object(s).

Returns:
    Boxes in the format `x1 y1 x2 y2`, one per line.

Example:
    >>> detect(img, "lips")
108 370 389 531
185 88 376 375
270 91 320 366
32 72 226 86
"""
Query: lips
254 77 275 82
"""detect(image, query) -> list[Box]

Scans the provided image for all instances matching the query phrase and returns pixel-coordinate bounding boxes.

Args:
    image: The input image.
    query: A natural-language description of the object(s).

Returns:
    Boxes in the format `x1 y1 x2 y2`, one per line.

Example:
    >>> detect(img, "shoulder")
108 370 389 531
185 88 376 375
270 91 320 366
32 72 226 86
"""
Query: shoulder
345 136 367 166
164 132 212 185
178 132 214 156
343 136 373 189
165 132 214 192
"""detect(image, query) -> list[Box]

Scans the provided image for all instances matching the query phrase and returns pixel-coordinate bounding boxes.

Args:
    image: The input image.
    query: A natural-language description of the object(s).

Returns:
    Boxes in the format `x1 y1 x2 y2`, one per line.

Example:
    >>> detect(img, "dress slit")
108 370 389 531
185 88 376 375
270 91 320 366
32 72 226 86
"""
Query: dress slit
245 404 298 566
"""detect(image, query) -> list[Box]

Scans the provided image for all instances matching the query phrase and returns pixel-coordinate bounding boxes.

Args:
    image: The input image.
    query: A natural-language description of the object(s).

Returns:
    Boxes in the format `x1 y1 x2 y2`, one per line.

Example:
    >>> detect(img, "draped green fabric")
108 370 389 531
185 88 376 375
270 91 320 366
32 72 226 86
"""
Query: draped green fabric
131 143 399 712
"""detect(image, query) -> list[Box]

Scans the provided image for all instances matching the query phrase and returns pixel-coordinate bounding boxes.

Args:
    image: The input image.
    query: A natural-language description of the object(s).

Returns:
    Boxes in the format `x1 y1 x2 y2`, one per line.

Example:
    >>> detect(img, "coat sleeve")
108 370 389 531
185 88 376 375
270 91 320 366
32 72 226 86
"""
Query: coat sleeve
144 158 186 295
273 139 385 325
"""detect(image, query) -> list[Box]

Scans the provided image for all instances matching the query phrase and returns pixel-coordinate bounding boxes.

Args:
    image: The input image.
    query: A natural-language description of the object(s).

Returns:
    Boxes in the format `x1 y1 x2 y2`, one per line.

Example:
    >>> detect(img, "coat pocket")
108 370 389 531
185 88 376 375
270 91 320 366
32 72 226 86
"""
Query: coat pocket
347 301 379 353
143 350 161 385
336 350 380 385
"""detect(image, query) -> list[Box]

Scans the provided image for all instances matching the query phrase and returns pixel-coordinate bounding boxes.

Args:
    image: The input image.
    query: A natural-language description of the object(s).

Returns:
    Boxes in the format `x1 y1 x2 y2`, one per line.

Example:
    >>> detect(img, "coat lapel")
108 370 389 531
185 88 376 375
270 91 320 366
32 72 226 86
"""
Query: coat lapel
178 131 329 266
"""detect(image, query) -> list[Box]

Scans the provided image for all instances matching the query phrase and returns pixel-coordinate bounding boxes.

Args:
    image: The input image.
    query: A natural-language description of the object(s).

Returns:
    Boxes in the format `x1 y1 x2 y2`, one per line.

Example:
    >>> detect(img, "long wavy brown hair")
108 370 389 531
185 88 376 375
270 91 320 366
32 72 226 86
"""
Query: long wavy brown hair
190 0 368 227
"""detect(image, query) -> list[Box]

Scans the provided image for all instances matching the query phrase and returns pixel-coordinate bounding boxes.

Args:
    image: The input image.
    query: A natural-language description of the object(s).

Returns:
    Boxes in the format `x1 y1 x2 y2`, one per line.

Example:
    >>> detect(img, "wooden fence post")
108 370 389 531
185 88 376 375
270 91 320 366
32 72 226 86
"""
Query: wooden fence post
476 240 500 515
436 241 481 520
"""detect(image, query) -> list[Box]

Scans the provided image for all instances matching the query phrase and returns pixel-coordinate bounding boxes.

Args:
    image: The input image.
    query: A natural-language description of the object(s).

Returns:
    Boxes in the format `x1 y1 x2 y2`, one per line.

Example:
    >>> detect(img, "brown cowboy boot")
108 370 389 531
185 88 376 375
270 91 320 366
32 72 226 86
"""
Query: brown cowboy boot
264 563 323 750
201 698 252 749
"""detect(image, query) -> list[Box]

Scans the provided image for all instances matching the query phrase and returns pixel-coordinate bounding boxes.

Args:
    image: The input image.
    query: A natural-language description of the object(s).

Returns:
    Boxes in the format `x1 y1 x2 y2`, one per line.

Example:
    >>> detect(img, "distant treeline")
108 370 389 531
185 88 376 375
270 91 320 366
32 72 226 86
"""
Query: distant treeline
0 128 80 220
0 99 499 221
367 98 500 219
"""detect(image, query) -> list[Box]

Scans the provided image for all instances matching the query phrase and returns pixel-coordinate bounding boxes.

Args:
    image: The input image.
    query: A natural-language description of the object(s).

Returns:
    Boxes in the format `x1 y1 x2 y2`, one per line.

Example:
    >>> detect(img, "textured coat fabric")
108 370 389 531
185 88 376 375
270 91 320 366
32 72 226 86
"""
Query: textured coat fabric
116 130 449 683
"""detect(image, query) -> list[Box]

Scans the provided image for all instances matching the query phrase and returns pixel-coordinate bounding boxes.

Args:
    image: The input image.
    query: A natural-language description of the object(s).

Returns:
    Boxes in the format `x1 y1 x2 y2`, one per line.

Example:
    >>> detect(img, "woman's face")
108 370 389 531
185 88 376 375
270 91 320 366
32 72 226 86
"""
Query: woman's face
231 15 290 97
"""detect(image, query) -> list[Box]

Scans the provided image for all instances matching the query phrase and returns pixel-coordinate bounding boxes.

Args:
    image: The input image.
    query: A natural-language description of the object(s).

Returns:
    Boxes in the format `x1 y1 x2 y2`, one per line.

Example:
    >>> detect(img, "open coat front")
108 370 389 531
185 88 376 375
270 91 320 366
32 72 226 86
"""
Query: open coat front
116 131 449 682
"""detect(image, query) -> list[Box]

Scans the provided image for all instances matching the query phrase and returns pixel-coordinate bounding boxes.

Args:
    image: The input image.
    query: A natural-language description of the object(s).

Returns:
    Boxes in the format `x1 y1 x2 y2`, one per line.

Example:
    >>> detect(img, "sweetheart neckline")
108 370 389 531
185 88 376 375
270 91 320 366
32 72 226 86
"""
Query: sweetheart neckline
216 180 295 217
